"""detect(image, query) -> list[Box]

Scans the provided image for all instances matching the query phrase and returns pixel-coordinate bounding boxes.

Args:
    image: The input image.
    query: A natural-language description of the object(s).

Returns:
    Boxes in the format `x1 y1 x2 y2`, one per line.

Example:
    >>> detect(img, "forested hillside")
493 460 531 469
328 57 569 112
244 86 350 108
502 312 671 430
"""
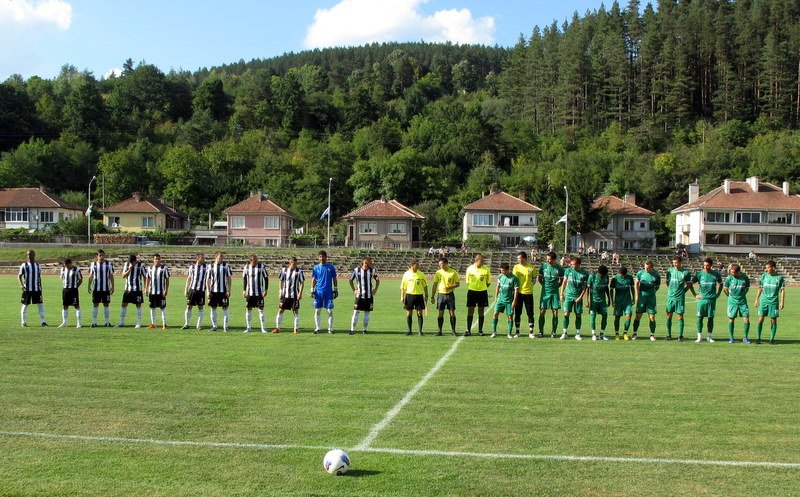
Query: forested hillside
1 0 798 246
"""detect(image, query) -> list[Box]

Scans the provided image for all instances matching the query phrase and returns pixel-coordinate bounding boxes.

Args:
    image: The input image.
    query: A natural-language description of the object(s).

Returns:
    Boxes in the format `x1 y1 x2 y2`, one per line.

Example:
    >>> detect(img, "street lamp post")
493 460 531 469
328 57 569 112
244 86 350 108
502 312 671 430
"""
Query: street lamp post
87 175 96 244
563 185 569 254
326 177 332 247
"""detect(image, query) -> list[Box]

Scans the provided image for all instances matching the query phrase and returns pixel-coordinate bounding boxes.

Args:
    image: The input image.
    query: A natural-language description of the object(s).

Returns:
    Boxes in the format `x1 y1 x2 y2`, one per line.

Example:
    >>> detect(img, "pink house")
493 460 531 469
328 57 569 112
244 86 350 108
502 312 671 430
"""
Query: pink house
223 193 294 247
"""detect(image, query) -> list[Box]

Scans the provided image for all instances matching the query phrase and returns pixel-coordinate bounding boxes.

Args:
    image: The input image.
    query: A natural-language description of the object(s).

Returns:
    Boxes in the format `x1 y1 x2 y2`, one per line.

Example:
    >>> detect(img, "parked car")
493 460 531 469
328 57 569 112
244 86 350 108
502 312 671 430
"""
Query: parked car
136 236 161 246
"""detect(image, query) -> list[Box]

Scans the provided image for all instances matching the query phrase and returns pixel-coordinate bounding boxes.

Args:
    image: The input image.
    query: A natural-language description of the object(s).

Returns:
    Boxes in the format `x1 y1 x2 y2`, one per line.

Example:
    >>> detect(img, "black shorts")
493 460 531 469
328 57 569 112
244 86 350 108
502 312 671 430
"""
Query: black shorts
21 290 43 305
466 290 489 308
279 297 300 311
122 291 144 305
246 295 264 309
186 289 206 307
208 292 229 308
437 293 456 311
515 293 535 317
62 288 80 308
92 290 111 305
149 294 167 309
404 294 425 311
353 297 374 311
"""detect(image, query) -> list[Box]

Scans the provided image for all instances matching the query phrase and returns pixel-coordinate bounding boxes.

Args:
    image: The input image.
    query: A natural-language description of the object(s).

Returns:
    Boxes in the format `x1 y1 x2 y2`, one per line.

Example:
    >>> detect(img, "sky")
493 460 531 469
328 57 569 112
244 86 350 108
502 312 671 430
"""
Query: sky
0 0 605 81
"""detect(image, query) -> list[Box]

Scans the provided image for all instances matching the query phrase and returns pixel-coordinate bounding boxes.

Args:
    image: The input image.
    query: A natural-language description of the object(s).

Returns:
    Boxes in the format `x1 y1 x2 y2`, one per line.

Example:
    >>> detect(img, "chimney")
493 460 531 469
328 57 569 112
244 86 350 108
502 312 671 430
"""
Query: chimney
133 192 141 202
688 181 700 203
747 176 759 192
623 193 637 205
723 179 731 195
519 191 526 202
257 190 263 201
38 184 46 193
783 181 790 196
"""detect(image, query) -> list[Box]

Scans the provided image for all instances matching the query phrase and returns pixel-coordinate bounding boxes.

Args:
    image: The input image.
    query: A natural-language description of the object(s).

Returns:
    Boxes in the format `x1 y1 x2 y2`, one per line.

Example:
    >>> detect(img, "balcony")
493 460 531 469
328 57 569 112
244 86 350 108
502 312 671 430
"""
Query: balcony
469 225 538 235
621 230 655 240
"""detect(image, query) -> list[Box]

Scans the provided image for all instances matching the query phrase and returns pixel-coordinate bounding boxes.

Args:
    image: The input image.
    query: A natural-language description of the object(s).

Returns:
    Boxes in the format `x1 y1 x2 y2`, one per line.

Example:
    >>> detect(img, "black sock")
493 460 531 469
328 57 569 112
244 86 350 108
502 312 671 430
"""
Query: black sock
418 315 424 332
437 316 444 332
478 314 485 332
407 315 413 333
450 316 456 332
467 315 473 331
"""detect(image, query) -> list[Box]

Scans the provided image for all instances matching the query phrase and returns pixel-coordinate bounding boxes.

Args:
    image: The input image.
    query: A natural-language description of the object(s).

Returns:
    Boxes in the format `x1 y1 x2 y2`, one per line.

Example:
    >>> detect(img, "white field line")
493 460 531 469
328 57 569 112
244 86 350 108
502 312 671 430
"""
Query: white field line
2 430 800 469
354 335 465 450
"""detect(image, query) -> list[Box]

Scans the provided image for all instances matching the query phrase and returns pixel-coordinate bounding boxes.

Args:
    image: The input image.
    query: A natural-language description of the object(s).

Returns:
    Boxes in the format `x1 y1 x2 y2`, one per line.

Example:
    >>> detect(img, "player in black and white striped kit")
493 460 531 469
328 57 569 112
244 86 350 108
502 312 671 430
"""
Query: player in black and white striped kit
18 250 46 327
242 253 269 333
273 257 304 334
349 257 380 334
117 254 146 328
206 251 232 332
88 249 115 327
145 254 170 329
59 258 83 328
182 254 208 330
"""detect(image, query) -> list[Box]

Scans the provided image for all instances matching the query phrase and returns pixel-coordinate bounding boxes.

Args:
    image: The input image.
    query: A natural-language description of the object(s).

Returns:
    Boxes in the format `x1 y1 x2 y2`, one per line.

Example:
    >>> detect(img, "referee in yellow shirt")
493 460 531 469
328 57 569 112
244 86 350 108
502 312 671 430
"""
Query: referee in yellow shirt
465 253 491 336
513 251 538 338
431 257 460 336
401 259 428 336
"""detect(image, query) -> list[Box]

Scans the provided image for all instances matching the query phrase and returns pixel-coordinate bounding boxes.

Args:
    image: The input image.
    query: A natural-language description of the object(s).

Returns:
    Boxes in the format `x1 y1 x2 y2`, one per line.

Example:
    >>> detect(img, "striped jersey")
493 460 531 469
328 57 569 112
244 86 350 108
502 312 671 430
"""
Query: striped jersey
122 261 145 292
18 262 42 291
279 266 305 299
207 262 232 293
89 260 114 292
187 263 208 292
60 266 83 289
243 263 268 297
350 266 378 298
147 265 170 295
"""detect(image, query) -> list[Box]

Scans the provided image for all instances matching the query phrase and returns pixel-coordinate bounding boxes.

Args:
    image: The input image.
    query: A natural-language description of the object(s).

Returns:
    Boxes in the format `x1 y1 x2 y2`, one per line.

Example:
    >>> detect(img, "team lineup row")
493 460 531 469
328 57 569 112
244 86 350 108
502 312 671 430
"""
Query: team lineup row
15 250 787 343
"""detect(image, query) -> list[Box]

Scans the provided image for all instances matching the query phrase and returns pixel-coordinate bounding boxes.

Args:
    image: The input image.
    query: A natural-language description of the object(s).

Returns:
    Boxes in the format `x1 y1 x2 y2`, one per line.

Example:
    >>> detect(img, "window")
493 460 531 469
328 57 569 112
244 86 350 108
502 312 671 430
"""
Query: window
624 219 649 231
264 216 279 229
502 236 522 246
597 241 609 250
605 219 614 230
388 242 403 249
360 242 374 249
359 222 377 234
39 211 54 223
705 212 730 223
735 212 761 224
5 208 28 222
142 216 155 228
108 216 121 228
735 233 760 245
230 216 245 229
705 233 730 245
768 212 794 224
264 238 278 246
388 222 406 234
472 214 495 226
768 235 792 246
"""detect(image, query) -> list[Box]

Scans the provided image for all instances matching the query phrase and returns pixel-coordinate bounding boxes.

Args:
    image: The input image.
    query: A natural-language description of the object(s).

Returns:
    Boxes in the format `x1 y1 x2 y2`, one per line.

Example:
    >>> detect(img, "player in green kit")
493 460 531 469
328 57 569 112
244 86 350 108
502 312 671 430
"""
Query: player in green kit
665 256 696 341
538 252 565 338
634 259 661 340
492 263 519 339
723 263 750 344
754 260 785 344
692 257 723 343
610 267 635 340
560 257 589 340
586 264 611 341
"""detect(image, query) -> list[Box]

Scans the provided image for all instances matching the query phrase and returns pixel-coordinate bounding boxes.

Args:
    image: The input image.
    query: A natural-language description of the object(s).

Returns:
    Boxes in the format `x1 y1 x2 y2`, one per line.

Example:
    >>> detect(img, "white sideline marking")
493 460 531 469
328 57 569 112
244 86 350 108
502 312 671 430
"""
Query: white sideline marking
2 430 799 469
360 335 465 450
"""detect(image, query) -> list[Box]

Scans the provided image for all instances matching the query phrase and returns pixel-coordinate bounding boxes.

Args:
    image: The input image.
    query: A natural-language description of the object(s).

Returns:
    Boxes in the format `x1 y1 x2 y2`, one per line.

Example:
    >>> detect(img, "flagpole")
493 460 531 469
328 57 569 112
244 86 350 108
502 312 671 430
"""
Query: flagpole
563 185 568 254
327 177 332 247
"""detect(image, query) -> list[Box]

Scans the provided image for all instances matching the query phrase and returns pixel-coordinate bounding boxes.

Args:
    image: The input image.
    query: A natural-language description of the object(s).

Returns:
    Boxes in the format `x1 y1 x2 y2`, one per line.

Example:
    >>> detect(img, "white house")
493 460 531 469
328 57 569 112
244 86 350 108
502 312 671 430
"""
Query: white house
672 177 800 255
461 191 542 247
584 193 656 251
0 187 83 230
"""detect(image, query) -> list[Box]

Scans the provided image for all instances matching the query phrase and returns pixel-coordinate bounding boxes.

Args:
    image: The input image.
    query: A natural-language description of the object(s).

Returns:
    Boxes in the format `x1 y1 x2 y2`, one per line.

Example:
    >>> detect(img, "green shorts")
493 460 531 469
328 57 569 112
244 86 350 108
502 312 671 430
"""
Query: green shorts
494 301 514 316
589 301 607 315
563 298 584 314
727 304 749 318
636 294 657 315
757 303 780 319
539 294 561 310
613 302 633 317
665 298 686 315
696 299 717 318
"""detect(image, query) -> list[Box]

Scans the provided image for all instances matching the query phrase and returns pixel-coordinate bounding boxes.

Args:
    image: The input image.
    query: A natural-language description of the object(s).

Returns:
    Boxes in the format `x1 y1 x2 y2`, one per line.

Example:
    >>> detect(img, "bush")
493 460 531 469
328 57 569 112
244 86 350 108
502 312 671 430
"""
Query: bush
465 234 500 251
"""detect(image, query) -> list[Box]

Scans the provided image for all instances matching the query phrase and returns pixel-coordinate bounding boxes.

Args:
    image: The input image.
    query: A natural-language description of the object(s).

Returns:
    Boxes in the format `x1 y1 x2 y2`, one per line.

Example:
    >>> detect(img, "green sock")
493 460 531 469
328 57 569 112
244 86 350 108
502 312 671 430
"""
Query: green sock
563 315 570 329
614 316 620 332
507 319 514 335
708 317 715 335
649 319 656 334
601 314 607 331
743 322 750 338
678 319 684 337
538 315 545 334
633 319 640 333
666 318 672 336
624 318 630 331
552 315 558 334
590 312 597 331
492 318 498 333
575 315 582 331
757 321 763 339
770 322 777 341
728 322 734 340
697 317 704 334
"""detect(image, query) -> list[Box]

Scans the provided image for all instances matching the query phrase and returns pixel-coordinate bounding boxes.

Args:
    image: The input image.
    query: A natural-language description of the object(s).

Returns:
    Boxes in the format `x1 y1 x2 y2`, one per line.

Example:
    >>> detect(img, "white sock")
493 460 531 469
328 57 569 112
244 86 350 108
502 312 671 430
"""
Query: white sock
197 310 204 327
62 309 68 323
21 304 27 324
223 309 229 328
363 312 370 331
92 307 98 324
327 309 334 330
211 308 218 327
38 303 45 323
258 310 265 330
136 307 142 325
276 312 283 329
149 308 156 324
161 309 167 326
293 314 299 330
314 309 321 330
246 309 252 327
76 308 82 323
351 310 359 331
119 307 127 324
184 309 191 326
104 306 110 324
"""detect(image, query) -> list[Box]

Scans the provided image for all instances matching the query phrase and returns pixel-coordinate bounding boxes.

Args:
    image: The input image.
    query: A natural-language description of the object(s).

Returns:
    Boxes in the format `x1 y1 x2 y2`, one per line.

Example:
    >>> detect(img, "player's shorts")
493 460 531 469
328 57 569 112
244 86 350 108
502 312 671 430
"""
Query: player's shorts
436 293 456 311
21 290 43 305
494 300 514 316
279 297 300 311
62 288 79 308
727 304 750 319
186 289 206 307
246 295 264 309
148 294 167 309
353 297 373 311
757 302 780 318
636 294 657 315
313 291 334 309
665 297 685 315
539 293 561 310
589 301 607 315
563 298 584 314
466 290 489 308
208 292 229 308
404 294 425 311
122 290 143 305
696 299 717 318
515 293 534 312
614 301 633 316
92 291 111 305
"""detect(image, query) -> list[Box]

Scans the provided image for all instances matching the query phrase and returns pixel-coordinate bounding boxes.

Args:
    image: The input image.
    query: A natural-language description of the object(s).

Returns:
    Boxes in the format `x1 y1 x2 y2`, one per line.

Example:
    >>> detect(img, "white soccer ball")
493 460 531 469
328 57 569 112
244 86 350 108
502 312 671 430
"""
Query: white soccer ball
323 448 350 475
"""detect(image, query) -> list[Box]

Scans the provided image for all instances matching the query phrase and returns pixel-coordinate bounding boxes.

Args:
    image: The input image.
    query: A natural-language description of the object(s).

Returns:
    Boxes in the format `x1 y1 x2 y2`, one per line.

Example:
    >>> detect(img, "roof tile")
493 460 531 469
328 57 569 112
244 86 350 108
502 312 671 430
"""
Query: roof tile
344 199 424 219
463 191 542 212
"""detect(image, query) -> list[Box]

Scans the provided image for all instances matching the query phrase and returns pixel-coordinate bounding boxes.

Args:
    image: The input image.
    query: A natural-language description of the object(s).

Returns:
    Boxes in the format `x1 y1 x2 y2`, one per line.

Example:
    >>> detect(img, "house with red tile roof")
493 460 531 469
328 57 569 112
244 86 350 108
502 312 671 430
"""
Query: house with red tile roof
102 193 188 232
0 187 83 230
223 192 294 247
672 177 800 254
584 193 656 251
343 198 424 249
461 191 542 247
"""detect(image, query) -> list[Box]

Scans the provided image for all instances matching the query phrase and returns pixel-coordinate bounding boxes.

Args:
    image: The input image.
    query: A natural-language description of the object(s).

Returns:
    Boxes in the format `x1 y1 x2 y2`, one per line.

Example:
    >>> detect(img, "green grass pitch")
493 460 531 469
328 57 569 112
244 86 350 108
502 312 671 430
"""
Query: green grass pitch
1 274 799 496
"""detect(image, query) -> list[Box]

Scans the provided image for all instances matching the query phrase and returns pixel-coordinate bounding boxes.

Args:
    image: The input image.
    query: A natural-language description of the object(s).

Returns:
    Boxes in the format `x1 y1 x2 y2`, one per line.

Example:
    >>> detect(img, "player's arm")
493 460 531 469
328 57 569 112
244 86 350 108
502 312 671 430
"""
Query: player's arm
400 275 407 303
311 276 318 298
122 264 131 278
494 278 500 300
634 278 640 304
754 286 762 306
780 286 785 310
262 270 268 297
512 286 519 309
431 274 439 302
715 278 723 298
686 276 697 298
297 279 304 300
225 269 232 297
349 274 356 293
164 275 169 297
144 273 151 295
423 279 429 306
604 284 611 306
609 283 616 307
184 269 191 296
372 274 380 295
87 266 95 294
77 269 83 288
559 275 567 301
576 281 588 303
242 269 248 297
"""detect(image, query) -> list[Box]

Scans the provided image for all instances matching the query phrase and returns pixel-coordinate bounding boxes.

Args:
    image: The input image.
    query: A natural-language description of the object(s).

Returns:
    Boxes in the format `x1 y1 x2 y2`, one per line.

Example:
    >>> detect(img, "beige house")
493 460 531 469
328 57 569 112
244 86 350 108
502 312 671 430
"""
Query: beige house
0 187 83 230
343 199 424 249
584 194 656 251
461 191 542 247
223 192 294 247
103 193 188 232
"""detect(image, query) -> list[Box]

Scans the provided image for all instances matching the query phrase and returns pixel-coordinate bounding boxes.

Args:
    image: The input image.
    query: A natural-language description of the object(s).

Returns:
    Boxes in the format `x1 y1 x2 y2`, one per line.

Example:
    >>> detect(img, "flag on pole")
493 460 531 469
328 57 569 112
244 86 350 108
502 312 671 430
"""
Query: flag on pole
320 206 330 220
86 205 93 216
555 214 567 224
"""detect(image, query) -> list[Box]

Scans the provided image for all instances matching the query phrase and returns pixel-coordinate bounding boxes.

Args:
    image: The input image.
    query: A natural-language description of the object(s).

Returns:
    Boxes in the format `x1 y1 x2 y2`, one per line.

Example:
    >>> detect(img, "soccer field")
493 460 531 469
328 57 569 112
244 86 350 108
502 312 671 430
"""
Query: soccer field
1 275 799 496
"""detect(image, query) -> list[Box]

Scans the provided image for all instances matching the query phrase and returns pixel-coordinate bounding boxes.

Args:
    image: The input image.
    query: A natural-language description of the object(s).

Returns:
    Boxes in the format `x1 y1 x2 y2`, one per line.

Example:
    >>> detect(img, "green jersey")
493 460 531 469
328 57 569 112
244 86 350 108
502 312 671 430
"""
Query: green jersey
539 263 564 296
724 273 750 306
666 267 692 300
587 273 610 305
692 270 722 300
564 267 590 300
497 273 519 304
635 269 661 296
610 274 635 305
759 272 785 305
